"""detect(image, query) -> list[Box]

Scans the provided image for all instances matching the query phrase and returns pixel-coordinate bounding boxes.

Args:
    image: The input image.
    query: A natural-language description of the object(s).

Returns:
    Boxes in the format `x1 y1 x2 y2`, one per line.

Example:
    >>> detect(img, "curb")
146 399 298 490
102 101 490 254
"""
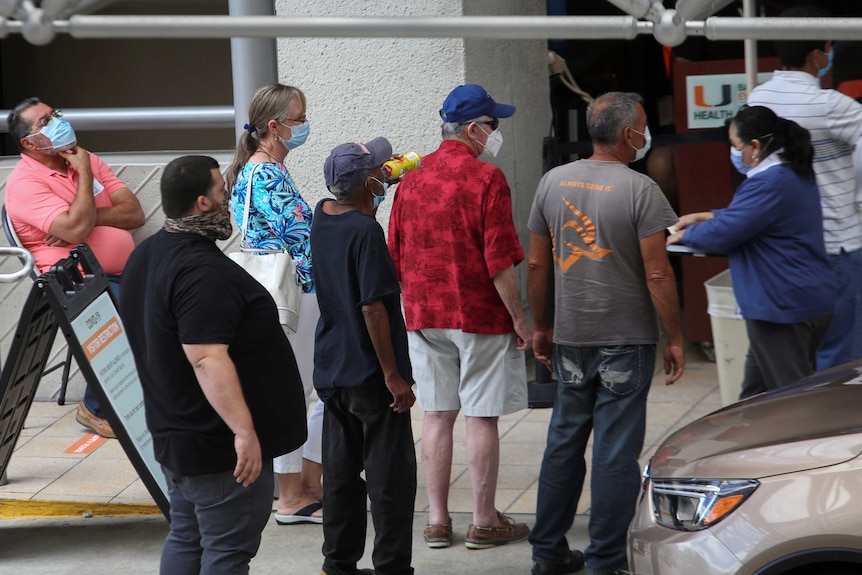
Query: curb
0 499 161 518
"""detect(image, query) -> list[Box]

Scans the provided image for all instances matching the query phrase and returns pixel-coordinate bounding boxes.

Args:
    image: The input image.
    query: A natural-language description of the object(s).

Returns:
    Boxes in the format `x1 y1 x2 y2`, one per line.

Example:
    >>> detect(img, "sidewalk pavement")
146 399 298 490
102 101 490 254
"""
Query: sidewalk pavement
0 342 722 574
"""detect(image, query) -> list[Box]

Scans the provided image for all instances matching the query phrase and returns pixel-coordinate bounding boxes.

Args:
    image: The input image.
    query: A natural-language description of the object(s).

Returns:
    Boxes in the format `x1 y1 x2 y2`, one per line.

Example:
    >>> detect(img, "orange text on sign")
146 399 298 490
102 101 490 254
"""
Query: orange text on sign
82 317 122 361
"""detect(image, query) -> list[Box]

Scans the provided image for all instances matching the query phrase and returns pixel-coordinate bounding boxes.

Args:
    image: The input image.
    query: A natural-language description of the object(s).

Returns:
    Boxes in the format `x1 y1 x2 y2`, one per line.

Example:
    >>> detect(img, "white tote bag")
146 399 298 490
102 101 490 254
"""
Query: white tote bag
228 166 302 333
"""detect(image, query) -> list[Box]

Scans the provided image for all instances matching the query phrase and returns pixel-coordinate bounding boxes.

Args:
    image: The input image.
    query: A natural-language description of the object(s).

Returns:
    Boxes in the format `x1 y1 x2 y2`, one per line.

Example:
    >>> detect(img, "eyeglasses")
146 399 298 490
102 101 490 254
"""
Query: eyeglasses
28 109 62 135
37 109 62 128
279 115 307 126
460 118 499 131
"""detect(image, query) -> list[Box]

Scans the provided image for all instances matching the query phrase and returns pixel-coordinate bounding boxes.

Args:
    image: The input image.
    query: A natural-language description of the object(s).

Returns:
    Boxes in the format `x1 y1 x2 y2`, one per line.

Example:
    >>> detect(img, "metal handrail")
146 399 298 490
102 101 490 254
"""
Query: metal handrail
19 15 862 43
0 247 35 283
0 106 235 133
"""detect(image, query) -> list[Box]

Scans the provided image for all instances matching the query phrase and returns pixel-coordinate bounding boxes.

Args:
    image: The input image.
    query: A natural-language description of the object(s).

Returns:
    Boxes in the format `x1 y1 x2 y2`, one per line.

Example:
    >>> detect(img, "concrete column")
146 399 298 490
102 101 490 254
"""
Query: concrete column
463 0 551 285
272 0 464 217
229 0 278 139
461 0 551 397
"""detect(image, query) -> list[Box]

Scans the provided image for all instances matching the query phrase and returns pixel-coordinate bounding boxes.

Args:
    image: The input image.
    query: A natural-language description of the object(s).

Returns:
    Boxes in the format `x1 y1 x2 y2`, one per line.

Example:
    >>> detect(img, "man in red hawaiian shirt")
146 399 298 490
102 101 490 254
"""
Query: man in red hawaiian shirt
388 84 532 551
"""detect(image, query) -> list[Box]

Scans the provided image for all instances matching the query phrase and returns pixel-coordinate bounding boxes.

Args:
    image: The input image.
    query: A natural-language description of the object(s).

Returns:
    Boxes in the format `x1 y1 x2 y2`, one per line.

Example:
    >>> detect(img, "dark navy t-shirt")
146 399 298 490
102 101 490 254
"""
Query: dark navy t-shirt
310 200 413 399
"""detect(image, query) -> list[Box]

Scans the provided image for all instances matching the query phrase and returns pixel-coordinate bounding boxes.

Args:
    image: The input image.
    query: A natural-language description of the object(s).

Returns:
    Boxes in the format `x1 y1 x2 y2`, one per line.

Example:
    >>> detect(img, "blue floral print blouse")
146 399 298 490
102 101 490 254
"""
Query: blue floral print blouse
231 161 315 293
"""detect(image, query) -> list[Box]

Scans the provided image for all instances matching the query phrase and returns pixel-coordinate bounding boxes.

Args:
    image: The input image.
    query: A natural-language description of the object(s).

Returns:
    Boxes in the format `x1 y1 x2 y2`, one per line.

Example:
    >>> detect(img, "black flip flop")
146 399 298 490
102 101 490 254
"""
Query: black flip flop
274 501 323 525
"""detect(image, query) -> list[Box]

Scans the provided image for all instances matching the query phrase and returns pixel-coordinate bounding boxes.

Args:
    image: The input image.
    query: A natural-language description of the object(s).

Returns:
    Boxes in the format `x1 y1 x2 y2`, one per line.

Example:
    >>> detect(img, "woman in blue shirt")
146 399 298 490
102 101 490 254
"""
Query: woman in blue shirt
227 84 324 525
668 106 835 399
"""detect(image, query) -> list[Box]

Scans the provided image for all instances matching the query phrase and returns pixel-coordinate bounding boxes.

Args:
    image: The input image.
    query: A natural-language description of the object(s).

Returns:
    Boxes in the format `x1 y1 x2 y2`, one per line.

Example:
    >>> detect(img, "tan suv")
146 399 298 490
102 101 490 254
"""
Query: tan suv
628 362 862 575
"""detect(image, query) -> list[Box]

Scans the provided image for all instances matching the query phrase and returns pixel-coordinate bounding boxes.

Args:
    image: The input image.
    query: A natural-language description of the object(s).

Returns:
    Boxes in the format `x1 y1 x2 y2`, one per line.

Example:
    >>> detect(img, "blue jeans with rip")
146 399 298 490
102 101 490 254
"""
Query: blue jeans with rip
816 248 862 371
530 344 654 575
160 460 273 575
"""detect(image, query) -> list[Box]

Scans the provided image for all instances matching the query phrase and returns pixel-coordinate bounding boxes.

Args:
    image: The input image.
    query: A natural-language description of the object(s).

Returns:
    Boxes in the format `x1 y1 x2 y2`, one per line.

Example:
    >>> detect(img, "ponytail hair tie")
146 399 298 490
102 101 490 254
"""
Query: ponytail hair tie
243 123 257 133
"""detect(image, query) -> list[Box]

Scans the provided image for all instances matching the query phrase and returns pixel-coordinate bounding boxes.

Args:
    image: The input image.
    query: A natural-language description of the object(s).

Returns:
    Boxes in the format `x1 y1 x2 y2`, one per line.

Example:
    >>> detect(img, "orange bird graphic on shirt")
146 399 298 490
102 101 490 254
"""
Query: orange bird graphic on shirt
551 198 612 271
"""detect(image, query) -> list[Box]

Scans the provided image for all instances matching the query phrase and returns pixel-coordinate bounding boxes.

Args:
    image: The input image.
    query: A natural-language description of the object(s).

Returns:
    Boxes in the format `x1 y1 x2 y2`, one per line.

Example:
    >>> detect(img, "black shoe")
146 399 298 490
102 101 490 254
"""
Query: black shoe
531 550 585 575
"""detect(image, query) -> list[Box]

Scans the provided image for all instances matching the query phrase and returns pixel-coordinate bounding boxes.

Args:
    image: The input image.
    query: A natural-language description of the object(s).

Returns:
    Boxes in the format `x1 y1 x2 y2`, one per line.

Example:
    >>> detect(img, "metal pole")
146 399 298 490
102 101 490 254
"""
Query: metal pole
743 0 757 94
604 0 652 19
676 0 735 21
58 0 119 19
700 17 862 41
64 15 643 41
0 106 234 133
53 14 862 42
228 0 277 140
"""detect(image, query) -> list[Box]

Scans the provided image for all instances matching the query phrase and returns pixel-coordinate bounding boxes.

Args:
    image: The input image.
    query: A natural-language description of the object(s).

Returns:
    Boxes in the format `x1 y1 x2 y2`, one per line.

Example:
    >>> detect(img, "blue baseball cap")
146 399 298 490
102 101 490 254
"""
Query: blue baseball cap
323 136 392 196
439 84 516 123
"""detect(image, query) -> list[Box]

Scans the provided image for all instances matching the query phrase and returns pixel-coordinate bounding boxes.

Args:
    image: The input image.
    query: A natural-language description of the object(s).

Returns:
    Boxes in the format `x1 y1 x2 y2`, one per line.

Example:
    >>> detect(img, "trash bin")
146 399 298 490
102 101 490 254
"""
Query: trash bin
705 269 749 406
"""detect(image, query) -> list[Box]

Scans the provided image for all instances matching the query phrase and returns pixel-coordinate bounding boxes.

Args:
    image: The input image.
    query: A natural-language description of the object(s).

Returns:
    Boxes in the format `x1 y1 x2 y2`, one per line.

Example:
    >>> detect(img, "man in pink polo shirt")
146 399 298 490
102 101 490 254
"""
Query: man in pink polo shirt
5 97 145 438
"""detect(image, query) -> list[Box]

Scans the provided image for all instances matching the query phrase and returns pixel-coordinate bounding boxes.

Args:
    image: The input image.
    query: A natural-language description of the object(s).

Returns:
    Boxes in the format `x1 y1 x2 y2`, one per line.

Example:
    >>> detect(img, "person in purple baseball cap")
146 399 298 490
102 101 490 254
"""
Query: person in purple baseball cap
311 137 417 575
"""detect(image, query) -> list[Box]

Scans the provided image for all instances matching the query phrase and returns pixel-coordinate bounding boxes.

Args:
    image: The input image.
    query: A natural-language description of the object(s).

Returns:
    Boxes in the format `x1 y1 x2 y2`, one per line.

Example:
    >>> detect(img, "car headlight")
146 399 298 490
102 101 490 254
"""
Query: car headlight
651 479 759 531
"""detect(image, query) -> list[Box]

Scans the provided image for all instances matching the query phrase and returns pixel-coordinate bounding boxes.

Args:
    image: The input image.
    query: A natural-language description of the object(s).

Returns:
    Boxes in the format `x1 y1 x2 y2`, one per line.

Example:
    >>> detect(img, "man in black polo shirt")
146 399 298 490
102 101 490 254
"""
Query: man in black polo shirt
312 138 417 575
119 155 306 574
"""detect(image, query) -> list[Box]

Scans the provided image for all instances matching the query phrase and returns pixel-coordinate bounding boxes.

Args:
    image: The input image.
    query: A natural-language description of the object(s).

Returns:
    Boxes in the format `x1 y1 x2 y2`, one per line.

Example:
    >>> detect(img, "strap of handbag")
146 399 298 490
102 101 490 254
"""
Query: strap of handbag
238 163 259 248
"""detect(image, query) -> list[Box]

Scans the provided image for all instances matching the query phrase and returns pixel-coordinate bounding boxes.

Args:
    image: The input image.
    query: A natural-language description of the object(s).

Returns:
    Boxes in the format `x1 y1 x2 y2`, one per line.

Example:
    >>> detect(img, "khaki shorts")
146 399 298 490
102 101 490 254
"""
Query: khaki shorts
408 329 528 417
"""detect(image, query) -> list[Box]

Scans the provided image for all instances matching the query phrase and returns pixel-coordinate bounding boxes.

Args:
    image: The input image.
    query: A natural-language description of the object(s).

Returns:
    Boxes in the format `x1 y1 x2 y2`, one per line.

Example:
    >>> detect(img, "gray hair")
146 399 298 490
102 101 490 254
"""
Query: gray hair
586 92 644 146
442 122 465 139
8 97 42 152
441 115 491 140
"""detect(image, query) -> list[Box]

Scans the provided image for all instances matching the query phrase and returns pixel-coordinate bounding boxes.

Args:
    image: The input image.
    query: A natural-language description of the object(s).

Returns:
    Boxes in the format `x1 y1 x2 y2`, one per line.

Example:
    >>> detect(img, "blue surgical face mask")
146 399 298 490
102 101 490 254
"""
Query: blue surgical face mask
30 117 77 153
280 120 310 150
818 47 834 78
729 146 751 175
369 177 388 209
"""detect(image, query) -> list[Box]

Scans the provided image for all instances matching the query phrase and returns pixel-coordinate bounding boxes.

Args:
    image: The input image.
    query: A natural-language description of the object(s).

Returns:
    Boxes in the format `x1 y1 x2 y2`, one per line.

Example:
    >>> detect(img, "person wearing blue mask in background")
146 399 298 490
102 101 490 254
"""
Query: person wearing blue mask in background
747 6 862 373
669 106 836 399
226 84 326 526
5 97 145 439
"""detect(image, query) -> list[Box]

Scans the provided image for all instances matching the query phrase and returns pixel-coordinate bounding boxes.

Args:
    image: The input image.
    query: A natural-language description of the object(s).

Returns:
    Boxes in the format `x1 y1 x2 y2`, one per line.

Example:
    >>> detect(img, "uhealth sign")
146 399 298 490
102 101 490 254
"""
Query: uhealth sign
685 72 774 129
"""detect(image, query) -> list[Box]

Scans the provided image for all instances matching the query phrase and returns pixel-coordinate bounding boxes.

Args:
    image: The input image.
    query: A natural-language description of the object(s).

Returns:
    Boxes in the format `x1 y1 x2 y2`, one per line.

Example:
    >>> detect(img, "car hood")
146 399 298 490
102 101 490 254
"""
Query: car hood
650 362 862 480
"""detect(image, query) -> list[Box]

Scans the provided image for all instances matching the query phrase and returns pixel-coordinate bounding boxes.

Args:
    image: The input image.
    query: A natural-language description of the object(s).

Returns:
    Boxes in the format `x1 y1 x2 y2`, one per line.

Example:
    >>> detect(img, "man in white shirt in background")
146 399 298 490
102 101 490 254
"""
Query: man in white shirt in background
747 5 862 376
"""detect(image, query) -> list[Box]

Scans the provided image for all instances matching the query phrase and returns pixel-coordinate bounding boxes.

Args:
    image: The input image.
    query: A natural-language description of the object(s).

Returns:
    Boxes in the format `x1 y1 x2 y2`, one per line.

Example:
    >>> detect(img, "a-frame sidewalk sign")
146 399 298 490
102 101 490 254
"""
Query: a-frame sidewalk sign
0 244 169 518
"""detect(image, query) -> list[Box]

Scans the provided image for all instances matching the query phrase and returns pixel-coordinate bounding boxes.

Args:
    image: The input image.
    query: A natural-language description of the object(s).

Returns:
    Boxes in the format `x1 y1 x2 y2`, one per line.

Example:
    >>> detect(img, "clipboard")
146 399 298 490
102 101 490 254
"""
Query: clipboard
666 244 726 257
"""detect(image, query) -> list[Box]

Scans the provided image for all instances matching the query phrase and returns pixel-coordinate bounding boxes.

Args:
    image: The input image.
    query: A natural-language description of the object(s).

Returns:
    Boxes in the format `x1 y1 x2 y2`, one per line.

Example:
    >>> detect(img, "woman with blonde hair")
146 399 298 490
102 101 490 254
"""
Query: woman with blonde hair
228 83 324 525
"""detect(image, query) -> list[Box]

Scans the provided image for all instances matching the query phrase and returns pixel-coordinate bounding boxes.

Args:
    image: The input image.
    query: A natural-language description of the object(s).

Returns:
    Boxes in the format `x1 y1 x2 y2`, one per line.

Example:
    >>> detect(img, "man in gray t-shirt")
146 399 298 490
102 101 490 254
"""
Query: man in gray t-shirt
529 161 676 346
527 92 684 575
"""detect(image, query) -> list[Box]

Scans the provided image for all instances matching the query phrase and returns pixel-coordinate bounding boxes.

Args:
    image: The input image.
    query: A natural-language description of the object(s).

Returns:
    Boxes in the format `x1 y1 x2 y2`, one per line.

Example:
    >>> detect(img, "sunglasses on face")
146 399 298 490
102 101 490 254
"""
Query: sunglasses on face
460 118 499 131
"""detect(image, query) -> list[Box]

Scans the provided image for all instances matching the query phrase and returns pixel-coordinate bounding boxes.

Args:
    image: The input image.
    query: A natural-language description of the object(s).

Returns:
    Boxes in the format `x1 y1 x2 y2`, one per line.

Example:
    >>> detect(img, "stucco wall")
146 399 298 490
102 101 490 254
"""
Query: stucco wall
463 0 552 271
272 0 464 235
272 0 550 255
